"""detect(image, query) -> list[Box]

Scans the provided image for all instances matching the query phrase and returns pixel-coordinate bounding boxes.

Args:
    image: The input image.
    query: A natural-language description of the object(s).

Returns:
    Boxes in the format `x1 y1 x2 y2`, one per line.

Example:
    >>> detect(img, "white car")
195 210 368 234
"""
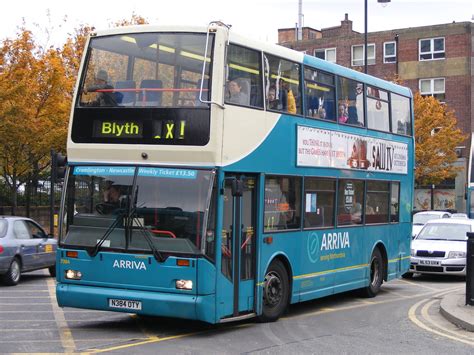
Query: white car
451 213 468 219
412 211 451 238
404 218 472 277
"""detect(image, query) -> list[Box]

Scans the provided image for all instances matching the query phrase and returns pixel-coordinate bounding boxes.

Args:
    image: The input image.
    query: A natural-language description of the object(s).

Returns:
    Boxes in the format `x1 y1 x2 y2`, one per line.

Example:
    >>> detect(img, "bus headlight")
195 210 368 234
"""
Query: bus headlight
65 270 82 280
448 251 466 258
176 279 193 290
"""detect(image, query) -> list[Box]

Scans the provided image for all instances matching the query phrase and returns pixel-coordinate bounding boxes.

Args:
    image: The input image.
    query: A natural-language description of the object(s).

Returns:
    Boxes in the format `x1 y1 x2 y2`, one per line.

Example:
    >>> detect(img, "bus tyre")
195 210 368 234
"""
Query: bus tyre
258 260 289 322
2 258 21 286
361 248 383 298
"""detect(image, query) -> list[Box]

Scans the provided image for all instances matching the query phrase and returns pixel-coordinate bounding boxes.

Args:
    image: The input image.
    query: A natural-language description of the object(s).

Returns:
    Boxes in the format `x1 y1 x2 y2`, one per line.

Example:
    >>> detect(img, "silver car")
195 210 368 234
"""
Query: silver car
0 216 57 286
412 211 451 238
404 218 471 277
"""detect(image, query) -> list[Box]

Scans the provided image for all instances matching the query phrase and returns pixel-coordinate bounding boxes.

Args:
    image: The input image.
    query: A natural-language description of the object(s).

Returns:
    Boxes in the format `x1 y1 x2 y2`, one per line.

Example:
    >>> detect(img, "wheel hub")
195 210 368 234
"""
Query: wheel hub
264 272 282 307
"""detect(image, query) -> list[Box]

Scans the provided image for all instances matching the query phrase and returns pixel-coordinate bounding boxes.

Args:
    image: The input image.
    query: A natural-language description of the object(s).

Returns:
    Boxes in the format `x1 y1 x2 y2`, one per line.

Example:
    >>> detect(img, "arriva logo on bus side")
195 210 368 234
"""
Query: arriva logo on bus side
307 231 351 263
113 259 147 270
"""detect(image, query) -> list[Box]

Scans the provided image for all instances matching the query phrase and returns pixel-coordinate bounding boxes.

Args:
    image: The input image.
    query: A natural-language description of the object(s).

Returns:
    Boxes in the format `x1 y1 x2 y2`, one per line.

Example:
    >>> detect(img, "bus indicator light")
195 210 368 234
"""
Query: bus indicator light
176 259 190 267
66 251 78 258
263 236 273 244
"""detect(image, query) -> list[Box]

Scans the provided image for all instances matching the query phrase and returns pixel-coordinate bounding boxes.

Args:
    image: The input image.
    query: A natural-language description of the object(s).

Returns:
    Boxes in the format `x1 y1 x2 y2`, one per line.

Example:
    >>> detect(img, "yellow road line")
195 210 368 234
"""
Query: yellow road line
407 288 473 346
421 298 474 342
88 332 199 353
291 285 461 320
47 278 76 353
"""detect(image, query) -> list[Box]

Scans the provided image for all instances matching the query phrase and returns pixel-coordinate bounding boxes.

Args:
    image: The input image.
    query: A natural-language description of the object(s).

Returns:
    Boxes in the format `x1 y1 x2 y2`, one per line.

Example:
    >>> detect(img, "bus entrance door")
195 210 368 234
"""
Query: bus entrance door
221 175 257 318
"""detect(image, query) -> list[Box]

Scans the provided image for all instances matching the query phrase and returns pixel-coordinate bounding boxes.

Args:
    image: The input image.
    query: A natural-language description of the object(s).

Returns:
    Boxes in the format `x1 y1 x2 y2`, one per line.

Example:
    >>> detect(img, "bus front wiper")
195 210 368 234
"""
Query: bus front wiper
132 216 165 263
89 212 125 257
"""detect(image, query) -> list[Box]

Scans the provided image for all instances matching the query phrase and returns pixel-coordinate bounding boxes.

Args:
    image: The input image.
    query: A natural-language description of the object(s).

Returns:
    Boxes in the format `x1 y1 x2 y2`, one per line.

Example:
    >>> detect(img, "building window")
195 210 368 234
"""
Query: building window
419 37 445 61
314 48 336 63
351 44 375 66
383 41 396 63
419 78 445 101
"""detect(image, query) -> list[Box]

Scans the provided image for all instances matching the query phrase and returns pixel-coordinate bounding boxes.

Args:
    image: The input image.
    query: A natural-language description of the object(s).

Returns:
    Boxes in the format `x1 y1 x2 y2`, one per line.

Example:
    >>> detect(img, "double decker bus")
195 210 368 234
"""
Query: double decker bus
57 22 414 323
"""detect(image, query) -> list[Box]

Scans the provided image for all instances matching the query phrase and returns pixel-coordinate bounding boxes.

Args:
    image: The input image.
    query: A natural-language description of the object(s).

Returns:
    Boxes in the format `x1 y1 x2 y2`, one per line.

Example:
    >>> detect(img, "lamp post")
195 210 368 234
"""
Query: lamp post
365 0 391 74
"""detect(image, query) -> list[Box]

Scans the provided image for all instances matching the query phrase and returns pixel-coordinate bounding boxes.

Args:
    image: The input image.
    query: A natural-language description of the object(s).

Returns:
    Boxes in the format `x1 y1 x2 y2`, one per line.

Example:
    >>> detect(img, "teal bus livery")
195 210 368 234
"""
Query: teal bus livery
56 22 414 323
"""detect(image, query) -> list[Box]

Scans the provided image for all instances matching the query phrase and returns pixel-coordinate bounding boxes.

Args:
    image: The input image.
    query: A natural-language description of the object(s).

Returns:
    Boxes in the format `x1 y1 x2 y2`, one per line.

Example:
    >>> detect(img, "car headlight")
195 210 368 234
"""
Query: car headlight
410 249 415 257
448 251 466 258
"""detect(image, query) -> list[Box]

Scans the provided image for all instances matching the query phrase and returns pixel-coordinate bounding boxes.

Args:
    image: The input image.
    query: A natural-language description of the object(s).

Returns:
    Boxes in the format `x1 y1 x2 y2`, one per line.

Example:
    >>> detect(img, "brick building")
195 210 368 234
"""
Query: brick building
278 14 474 213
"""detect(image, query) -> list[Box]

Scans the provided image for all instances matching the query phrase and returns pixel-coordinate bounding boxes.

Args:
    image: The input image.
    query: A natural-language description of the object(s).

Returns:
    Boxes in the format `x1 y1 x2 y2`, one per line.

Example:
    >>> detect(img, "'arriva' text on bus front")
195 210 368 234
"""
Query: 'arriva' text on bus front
320 232 350 251
113 259 147 270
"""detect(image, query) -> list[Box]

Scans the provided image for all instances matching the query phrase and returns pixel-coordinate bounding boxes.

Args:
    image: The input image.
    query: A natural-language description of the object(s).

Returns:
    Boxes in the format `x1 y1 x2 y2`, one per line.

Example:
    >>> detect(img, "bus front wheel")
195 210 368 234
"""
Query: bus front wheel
258 259 289 322
360 248 383 298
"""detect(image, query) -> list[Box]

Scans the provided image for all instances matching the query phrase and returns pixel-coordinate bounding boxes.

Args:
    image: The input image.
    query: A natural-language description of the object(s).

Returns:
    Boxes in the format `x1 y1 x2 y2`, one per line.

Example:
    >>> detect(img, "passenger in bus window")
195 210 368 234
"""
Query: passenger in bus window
226 79 249 105
267 86 280 110
83 69 119 106
350 197 362 224
338 103 349 123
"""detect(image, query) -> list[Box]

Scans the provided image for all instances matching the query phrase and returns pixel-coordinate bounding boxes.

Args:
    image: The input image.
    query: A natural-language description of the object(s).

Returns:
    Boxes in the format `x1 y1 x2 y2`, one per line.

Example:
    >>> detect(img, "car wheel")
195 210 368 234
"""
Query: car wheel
49 265 56 277
360 248 383 298
2 258 21 286
401 272 413 279
257 259 290 322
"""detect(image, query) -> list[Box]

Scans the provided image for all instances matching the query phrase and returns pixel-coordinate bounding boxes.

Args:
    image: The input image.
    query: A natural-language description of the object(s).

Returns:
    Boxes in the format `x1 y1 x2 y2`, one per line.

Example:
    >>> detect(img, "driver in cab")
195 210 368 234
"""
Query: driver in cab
96 185 123 215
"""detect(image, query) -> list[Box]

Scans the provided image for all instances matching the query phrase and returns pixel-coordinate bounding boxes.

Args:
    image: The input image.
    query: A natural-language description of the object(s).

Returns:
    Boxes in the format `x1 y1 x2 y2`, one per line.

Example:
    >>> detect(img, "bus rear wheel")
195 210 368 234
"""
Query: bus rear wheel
360 248 383 298
257 259 289 322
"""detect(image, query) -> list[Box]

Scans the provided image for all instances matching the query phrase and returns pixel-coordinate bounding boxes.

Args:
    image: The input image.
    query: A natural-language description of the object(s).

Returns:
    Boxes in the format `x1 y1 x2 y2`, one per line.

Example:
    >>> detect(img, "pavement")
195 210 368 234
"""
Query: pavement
439 291 474 332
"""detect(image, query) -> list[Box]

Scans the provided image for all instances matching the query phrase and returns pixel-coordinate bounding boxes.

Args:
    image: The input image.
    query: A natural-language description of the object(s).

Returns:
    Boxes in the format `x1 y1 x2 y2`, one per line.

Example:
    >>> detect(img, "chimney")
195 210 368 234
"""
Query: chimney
341 13 353 32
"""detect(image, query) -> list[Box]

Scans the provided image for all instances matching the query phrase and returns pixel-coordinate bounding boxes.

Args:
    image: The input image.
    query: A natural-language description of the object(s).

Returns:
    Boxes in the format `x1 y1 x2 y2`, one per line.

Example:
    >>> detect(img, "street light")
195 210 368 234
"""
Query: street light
365 0 391 74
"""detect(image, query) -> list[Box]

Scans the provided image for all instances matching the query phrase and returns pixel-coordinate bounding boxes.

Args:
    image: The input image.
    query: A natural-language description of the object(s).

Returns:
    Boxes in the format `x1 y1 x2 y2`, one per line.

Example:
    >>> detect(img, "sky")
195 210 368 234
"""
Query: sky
1 0 472 46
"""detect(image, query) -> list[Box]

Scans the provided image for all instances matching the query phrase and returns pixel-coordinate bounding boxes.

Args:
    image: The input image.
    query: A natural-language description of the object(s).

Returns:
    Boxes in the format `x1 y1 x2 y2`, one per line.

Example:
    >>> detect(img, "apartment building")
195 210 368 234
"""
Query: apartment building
278 14 473 212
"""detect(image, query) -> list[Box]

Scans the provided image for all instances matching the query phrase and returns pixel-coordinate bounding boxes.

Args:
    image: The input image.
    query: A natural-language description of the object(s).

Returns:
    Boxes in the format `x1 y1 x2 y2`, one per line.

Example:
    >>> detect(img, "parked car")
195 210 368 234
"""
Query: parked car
404 218 472 278
451 213 468 219
412 211 451 238
0 216 57 286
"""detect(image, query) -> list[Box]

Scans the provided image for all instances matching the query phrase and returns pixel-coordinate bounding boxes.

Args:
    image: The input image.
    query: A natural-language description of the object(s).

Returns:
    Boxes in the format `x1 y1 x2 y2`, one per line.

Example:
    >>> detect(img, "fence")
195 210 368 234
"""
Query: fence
0 182 63 236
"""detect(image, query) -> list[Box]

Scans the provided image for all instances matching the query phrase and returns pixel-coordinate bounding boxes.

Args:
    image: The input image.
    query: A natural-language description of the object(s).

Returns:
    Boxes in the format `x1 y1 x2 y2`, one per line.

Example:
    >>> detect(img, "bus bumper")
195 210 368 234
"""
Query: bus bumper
56 283 216 323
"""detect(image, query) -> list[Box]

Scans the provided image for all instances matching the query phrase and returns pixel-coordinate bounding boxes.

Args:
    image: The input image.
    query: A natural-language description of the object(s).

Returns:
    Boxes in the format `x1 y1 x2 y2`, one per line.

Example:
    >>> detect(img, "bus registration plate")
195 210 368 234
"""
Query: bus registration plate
109 299 142 310
419 259 440 266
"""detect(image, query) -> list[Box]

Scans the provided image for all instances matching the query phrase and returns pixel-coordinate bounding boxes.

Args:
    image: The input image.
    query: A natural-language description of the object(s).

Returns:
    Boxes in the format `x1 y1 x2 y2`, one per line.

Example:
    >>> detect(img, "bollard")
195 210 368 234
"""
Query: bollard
467 232 474 306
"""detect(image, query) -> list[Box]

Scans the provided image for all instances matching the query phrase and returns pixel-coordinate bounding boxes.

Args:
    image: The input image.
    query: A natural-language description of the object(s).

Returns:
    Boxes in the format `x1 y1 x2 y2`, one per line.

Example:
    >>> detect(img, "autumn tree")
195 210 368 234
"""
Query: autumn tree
414 92 465 186
0 15 148 214
0 28 72 213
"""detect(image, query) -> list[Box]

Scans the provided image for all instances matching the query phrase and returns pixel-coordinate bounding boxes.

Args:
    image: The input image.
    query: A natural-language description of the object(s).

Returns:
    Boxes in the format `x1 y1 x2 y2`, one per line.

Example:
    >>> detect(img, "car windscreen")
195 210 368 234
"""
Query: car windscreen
413 214 443 225
416 223 470 241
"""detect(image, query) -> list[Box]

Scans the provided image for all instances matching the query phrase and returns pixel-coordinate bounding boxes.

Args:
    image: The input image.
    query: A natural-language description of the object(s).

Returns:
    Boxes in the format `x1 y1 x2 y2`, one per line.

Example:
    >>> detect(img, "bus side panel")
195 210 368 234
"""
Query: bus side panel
332 227 368 294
